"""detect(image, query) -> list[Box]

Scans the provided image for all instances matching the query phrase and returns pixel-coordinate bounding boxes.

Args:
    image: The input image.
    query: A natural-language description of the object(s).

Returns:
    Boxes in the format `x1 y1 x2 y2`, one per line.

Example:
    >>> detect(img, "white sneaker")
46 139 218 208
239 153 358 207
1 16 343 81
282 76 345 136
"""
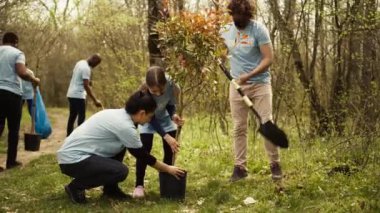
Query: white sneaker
132 185 145 198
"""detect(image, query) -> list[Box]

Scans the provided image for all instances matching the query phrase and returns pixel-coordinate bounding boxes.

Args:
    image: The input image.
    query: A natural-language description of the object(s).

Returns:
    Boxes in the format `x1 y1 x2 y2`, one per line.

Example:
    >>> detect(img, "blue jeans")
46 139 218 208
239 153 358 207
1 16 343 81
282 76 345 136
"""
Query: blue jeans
23 99 33 117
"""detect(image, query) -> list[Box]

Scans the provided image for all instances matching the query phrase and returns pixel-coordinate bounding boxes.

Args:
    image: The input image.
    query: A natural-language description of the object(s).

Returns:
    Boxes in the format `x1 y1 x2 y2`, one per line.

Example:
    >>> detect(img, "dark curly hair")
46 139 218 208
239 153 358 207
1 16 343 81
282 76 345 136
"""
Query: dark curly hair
2 32 18 44
227 0 255 18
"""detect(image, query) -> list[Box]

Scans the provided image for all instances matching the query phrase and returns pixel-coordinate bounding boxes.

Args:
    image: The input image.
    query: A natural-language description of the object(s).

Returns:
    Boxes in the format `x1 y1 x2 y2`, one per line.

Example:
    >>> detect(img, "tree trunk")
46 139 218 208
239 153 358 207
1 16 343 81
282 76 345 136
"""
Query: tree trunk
176 0 184 12
268 0 329 136
329 0 347 135
346 0 362 90
147 0 168 66
360 0 377 134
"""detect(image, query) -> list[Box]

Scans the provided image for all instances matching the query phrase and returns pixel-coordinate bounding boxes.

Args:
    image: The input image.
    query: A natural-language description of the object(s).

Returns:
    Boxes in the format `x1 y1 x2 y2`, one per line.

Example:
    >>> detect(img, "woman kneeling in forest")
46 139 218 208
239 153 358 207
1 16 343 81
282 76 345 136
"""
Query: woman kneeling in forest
57 90 185 204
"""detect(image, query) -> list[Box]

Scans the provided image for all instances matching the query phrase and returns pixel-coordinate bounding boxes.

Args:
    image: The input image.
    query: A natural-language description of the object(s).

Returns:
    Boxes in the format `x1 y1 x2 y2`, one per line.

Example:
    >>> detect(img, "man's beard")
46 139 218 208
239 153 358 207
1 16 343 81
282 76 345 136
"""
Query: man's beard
234 19 250 29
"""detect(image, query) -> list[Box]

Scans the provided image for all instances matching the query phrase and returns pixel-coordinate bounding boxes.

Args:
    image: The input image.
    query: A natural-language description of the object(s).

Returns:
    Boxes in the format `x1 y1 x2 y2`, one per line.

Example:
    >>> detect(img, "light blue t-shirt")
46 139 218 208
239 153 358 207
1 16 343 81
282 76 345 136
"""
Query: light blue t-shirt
0 45 26 96
22 69 34 100
139 77 177 134
220 20 272 83
57 109 143 164
66 60 91 99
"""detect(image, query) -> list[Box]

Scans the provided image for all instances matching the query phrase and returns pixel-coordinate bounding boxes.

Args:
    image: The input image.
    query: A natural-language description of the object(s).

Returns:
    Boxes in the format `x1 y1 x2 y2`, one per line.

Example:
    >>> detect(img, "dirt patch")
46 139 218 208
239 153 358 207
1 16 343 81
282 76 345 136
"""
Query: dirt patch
0 109 67 168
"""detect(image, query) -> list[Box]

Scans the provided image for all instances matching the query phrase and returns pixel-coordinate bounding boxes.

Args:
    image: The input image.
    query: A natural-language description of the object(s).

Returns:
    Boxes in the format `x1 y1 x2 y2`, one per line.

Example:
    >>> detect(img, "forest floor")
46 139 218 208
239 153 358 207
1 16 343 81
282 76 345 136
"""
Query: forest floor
0 108 379 212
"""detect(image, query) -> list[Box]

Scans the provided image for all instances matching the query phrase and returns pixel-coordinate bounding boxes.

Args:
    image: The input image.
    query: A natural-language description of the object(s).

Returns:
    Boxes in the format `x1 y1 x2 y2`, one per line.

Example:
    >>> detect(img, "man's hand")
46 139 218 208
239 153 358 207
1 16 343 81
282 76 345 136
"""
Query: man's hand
172 114 185 126
32 77 40 88
236 73 250 85
94 99 103 108
163 134 180 153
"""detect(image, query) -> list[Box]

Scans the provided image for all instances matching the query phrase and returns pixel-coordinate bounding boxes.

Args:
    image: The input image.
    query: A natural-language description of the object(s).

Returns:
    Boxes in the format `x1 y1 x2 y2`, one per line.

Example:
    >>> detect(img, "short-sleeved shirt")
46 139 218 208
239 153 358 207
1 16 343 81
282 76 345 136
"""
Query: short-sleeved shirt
220 20 272 84
0 45 26 96
57 109 143 164
139 77 177 134
22 69 35 100
66 60 91 99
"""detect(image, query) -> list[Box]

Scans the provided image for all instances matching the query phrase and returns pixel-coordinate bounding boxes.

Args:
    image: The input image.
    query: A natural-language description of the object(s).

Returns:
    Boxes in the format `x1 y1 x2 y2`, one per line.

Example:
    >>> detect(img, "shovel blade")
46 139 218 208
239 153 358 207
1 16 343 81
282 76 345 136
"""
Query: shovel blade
258 121 289 148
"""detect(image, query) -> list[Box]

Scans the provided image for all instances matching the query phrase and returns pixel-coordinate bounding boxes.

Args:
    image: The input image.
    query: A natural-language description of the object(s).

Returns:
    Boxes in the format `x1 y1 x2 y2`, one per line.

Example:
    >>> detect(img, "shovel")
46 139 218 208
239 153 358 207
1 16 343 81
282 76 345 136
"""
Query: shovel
217 58 289 148
24 87 41 151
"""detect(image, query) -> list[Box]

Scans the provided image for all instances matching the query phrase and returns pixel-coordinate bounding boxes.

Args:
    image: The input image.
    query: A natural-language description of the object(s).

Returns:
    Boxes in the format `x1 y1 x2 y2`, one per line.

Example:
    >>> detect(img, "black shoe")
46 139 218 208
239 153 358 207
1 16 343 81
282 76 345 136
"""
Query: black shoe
0 167 4 173
6 161 22 169
230 166 248 182
270 162 283 180
103 186 132 200
64 185 87 204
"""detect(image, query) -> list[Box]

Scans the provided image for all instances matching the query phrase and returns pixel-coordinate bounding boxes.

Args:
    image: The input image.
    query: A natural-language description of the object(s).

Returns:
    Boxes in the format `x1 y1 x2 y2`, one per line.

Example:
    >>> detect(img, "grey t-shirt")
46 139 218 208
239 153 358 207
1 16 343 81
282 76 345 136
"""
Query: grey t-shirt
139 76 177 134
57 109 143 164
220 20 272 84
66 60 91 99
0 45 26 96
22 69 35 100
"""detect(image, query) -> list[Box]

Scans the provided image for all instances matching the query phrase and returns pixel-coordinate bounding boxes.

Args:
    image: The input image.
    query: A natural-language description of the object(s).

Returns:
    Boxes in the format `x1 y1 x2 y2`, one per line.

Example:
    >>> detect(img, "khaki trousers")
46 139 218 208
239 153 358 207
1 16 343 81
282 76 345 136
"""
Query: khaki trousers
229 82 279 169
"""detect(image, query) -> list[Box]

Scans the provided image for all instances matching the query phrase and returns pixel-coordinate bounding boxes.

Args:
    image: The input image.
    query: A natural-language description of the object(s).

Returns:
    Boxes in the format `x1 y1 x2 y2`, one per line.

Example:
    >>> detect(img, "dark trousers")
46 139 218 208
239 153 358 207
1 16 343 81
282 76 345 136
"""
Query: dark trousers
23 99 33 117
66 98 86 136
0 90 22 167
135 130 176 187
0 99 32 137
59 148 128 190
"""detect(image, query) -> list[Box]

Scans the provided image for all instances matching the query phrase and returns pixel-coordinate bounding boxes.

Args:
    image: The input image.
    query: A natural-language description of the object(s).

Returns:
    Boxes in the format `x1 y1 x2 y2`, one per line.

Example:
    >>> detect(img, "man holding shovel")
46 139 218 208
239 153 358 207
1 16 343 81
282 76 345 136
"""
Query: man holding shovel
66 54 103 136
220 0 282 182
0 32 40 172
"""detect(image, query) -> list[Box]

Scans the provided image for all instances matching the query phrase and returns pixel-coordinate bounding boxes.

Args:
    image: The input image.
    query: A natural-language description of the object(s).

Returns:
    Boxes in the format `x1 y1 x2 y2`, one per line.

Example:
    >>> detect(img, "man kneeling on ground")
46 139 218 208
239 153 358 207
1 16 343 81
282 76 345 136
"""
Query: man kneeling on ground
57 90 185 204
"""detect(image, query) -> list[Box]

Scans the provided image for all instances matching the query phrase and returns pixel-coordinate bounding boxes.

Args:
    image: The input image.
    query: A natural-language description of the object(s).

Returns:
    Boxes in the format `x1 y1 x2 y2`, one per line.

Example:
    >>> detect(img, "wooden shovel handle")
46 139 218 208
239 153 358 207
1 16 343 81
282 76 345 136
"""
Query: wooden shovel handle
217 59 263 123
31 87 37 134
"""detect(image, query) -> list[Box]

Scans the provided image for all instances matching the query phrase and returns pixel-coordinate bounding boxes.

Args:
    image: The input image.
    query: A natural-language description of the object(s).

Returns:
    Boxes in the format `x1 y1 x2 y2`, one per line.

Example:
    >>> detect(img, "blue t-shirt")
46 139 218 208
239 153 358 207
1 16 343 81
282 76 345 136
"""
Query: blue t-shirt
22 69 35 100
139 77 177 134
66 60 91 99
220 20 272 84
0 45 26 96
57 109 143 164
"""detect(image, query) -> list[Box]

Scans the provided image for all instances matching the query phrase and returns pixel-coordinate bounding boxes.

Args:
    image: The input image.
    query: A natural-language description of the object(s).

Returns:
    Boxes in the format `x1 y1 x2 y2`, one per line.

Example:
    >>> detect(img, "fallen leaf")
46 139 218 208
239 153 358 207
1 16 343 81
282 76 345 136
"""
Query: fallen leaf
197 197 205 205
230 205 242 211
243 197 257 205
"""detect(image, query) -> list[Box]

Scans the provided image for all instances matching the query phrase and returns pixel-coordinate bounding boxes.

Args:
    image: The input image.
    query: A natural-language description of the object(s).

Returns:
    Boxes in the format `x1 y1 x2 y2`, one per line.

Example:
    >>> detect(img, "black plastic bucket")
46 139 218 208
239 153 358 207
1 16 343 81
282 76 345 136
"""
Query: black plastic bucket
159 171 187 200
24 133 41 151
